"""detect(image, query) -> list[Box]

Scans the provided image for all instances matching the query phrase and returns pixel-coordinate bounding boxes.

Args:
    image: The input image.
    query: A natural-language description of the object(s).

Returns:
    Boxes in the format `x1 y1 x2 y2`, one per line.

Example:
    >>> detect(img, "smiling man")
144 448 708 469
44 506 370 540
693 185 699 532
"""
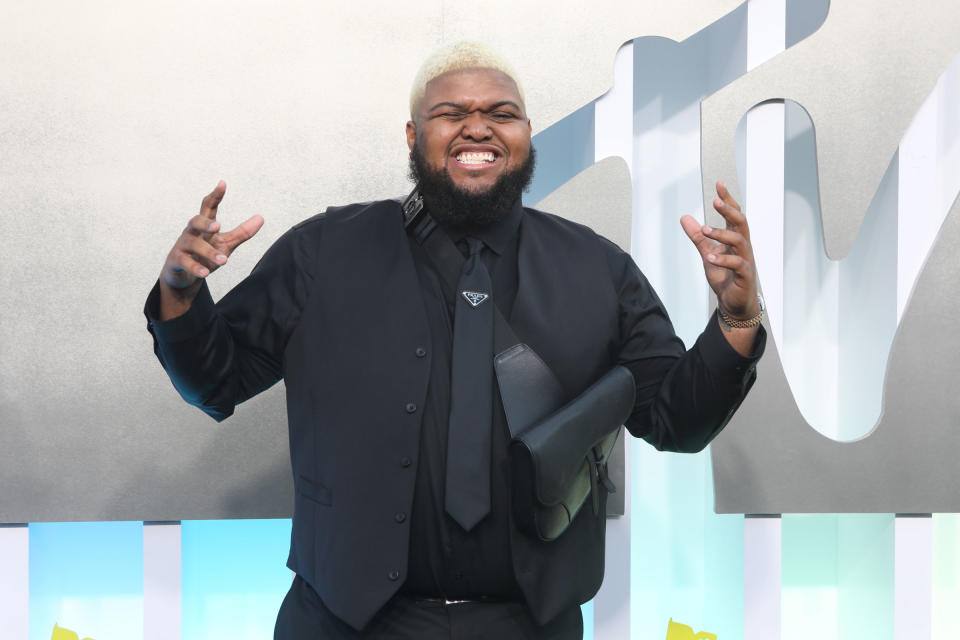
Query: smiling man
145 42 764 639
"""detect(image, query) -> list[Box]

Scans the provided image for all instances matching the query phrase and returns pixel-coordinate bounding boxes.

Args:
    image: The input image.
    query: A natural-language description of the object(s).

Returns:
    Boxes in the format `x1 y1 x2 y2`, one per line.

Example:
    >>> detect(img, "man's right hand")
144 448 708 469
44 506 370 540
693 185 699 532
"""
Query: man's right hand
158 181 264 320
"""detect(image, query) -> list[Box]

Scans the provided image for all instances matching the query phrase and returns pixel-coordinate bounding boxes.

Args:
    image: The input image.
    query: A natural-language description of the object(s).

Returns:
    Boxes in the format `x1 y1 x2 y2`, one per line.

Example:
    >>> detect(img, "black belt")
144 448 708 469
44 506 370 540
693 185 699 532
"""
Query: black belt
407 595 518 606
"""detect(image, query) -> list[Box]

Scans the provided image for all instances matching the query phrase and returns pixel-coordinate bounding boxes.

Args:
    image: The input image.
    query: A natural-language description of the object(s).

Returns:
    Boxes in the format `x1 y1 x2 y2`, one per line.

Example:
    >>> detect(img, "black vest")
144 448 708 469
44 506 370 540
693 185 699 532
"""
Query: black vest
281 199 622 630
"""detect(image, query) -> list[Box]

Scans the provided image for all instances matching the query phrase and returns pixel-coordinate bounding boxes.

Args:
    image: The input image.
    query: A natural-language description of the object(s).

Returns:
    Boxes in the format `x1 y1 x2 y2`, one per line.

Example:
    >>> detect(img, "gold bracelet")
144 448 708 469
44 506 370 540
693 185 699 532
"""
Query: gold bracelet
718 295 765 329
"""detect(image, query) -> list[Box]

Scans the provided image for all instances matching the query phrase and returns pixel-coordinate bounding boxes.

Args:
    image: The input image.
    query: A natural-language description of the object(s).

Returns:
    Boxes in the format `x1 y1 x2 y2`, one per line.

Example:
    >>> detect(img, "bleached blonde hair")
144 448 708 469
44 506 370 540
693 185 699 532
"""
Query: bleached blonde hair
409 41 525 117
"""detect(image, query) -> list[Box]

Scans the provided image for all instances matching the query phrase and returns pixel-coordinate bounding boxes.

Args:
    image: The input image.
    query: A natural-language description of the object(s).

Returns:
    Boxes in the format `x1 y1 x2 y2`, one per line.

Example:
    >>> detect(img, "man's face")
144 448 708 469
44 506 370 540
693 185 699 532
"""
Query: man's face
406 67 532 196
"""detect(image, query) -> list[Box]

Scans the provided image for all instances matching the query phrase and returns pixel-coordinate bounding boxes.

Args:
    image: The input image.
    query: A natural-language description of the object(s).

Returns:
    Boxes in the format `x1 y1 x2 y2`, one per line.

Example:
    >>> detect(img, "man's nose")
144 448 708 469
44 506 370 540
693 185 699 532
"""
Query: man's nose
460 113 492 140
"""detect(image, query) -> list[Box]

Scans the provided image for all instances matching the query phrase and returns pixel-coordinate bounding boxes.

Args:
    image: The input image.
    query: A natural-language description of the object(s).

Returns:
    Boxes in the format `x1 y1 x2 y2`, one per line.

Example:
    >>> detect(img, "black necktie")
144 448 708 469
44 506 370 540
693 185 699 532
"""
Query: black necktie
445 237 493 531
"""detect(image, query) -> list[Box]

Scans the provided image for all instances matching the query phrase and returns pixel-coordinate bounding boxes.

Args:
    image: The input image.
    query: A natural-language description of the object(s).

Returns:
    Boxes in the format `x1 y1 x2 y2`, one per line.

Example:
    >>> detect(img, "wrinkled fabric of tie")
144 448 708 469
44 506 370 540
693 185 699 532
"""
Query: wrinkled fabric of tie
445 236 494 531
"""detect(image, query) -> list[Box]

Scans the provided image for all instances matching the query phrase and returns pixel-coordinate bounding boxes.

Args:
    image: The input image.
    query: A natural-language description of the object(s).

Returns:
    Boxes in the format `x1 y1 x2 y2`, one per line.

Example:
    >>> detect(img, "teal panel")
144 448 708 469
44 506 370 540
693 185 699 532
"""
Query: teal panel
933 514 960 638
700 456 744 638
837 514 894 639
29 521 143 640
581 600 594 640
630 445 743 640
181 519 292 640
781 514 894 640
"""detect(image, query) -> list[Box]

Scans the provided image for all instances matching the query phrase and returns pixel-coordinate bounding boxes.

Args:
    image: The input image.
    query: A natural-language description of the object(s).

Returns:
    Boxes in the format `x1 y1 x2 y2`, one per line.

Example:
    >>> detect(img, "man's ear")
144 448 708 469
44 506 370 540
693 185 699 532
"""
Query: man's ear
405 120 416 151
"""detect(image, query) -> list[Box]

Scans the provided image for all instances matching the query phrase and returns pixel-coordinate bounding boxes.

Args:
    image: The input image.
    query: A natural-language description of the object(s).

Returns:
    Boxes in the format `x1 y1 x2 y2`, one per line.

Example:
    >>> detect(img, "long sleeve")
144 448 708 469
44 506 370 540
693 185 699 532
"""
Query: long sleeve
610 249 765 453
144 225 315 421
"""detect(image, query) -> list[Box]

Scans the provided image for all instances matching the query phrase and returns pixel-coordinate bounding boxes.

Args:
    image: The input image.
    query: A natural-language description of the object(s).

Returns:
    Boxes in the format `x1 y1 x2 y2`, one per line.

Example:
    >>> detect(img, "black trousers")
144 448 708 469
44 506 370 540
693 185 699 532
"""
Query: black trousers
274 576 583 640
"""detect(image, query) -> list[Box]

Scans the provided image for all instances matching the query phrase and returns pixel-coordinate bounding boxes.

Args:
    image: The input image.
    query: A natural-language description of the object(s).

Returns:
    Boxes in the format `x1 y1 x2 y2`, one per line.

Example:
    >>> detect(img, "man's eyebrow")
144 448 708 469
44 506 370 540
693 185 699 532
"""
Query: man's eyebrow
487 101 522 112
428 101 466 113
427 100 523 113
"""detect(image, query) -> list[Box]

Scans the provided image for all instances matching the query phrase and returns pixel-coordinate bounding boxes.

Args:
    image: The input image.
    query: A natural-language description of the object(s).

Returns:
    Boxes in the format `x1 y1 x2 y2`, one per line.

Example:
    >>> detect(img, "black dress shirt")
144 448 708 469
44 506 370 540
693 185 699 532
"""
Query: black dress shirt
402 201 524 599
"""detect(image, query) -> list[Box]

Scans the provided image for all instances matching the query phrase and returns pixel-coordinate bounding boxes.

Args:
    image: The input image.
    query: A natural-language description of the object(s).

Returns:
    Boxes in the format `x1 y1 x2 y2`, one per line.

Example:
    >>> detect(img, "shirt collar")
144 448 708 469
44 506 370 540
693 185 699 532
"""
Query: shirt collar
443 199 524 256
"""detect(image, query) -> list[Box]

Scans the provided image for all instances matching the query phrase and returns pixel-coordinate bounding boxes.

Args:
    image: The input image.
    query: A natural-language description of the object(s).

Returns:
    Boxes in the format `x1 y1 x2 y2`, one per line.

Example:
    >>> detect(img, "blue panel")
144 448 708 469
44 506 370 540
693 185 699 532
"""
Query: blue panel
181 519 292 640
786 0 830 48
580 600 594 640
528 102 596 206
29 521 143 640
933 514 960 638
700 464 744 637
781 514 894 640
781 514 839 640
630 447 743 640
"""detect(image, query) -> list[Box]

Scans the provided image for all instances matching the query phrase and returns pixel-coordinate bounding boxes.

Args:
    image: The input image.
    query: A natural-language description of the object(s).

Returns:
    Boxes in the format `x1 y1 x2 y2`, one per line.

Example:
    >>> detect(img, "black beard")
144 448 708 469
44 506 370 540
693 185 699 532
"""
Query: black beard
408 142 536 231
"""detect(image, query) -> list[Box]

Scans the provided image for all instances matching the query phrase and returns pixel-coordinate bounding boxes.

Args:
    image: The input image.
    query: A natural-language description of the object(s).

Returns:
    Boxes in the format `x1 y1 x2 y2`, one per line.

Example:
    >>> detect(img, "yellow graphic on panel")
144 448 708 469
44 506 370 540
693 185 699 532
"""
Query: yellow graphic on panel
51 623 93 640
666 617 717 640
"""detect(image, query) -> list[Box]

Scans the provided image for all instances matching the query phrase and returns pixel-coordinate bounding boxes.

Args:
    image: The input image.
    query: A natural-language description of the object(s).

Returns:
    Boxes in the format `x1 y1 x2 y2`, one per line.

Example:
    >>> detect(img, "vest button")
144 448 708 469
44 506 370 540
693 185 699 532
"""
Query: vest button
394 512 406 523
388 570 400 581
405 403 417 413
400 457 412 467
415 347 427 358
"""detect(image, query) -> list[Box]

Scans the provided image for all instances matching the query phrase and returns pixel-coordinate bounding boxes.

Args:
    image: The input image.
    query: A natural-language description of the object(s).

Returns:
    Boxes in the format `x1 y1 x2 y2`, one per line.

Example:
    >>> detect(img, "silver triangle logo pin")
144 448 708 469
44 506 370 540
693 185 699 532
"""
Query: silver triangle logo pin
462 291 489 307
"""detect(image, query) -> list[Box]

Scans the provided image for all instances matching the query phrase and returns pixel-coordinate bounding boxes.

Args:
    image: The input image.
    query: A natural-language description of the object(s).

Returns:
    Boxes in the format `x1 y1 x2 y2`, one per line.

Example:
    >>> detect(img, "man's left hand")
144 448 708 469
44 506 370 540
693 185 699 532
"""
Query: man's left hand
680 181 761 355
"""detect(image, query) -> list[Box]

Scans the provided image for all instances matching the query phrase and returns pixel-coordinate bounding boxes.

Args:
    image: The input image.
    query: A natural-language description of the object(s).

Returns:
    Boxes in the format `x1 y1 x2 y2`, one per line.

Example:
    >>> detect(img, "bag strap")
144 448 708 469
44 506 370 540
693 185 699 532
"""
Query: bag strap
402 188 522 356
401 188 564 439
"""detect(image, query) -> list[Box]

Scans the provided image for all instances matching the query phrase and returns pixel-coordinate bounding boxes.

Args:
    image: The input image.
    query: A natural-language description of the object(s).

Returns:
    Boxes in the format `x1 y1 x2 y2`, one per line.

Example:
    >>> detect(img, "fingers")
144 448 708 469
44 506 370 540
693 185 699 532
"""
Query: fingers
164 183 261 286
164 224 228 285
680 214 706 248
175 253 212 279
701 224 747 254
713 195 746 229
680 182 760 316
163 244 210 287
221 214 264 251
680 214 752 273
186 214 221 236
199 180 227 220
704 251 749 276
713 180 749 240
715 180 739 211
175 213 263 279
178 233 228 270
681 214 735 255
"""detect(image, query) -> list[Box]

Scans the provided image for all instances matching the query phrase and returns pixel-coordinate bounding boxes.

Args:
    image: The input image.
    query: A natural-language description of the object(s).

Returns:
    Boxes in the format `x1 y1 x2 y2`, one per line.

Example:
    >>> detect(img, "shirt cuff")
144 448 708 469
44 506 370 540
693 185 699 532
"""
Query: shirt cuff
695 309 767 380
143 279 217 344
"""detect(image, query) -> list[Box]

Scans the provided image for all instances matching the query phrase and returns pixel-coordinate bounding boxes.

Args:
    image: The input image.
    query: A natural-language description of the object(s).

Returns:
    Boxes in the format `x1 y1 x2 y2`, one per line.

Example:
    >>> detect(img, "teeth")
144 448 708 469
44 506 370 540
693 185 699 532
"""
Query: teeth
456 151 496 164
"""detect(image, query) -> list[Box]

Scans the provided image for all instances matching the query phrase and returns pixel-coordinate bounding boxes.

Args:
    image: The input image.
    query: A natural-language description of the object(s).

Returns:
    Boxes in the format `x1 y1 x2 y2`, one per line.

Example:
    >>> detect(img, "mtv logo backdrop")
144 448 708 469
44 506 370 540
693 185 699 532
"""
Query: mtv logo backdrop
2 0 960 639
701 0 960 513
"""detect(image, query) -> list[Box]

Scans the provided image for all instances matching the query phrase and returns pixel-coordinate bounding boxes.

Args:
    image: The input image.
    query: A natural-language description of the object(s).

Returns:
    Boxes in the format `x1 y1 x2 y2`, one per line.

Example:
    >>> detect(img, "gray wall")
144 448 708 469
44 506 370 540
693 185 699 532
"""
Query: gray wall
2 0 735 522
